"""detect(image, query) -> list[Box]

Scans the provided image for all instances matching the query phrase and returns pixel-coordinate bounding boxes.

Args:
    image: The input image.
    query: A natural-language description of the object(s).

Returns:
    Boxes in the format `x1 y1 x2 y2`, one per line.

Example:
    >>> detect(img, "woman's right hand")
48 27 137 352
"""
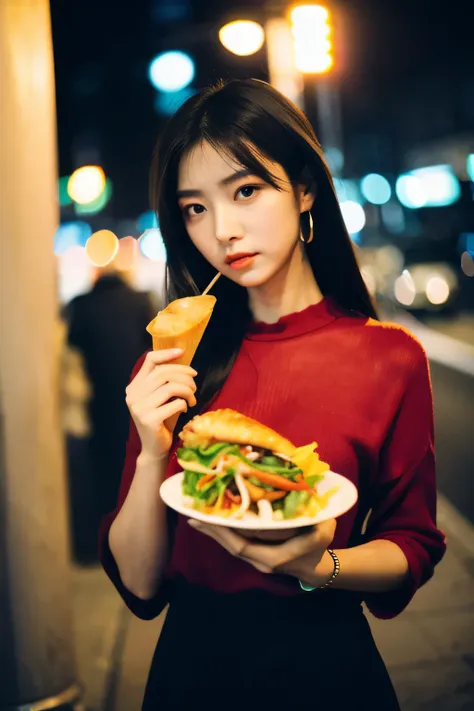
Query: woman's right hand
125 348 197 460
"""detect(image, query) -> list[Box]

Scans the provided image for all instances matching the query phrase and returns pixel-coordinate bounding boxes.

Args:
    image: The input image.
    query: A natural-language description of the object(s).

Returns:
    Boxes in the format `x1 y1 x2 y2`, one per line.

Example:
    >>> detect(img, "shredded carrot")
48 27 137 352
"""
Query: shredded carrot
196 473 216 491
242 469 313 493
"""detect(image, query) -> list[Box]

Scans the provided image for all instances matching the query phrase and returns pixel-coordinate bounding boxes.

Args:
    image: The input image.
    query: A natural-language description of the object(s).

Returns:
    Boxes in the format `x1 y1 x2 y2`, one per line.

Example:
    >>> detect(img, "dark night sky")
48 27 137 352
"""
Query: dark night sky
50 0 472 218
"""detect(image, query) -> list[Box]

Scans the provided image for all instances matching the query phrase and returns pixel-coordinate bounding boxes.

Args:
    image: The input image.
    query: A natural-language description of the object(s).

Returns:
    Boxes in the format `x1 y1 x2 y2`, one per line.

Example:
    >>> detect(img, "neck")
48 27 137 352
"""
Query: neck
247 247 323 324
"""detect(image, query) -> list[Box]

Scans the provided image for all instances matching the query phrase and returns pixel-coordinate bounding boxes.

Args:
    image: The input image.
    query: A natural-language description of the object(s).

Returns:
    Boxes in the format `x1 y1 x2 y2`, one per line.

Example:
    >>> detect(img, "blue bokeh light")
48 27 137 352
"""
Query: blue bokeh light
334 179 360 204
148 51 195 92
467 154 474 182
139 228 167 261
340 200 366 235
136 210 159 232
54 221 92 255
360 173 392 205
396 165 460 208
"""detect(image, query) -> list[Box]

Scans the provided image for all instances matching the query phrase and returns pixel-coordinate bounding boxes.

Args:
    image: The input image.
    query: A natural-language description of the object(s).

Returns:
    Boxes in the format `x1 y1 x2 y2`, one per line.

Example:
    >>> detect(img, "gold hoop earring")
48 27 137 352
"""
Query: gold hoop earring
299 211 314 244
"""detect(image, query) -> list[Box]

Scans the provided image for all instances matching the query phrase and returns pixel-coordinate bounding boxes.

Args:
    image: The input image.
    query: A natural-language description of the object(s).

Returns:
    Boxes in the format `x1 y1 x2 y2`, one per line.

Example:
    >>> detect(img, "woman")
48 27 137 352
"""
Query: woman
99 79 446 710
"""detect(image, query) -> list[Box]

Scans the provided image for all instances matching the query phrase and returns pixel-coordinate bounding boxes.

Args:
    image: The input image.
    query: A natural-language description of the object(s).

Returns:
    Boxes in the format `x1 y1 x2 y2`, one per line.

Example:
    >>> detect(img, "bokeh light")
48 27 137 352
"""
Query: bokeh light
334 179 360 203
340 200 366 235
58 176 73 207
75 179 113 215
395 175 427 209
380 201 406 234
218 21 265 56
290 4 333 74
413 165 461 206
148 51 195 92
458 232 474 256
86 229 119 267
139 228 167 261
394 271 416 306
425 276 450 305
325 147 344 175
467 154 474 182
360 174 392 205
113 237 138 271
57 246 93 304
396 165 460 208
68 166 106 205
461 251 474 277
54 221 92 255
136 210 159 232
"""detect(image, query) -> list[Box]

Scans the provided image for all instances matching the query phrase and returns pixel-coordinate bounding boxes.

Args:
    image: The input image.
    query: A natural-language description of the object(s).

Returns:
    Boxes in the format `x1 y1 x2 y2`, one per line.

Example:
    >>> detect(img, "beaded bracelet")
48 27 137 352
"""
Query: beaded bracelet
299 549 340 592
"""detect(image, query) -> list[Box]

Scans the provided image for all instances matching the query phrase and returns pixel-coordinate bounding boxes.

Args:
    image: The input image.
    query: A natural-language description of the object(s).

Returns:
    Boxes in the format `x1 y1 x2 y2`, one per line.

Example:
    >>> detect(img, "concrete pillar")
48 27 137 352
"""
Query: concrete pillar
0 1 81 708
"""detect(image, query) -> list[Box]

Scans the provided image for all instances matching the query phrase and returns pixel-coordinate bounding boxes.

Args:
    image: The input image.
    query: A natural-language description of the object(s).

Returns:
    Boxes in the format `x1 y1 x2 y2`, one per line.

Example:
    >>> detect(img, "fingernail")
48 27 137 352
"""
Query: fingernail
188 519 199 528
172 348 184 354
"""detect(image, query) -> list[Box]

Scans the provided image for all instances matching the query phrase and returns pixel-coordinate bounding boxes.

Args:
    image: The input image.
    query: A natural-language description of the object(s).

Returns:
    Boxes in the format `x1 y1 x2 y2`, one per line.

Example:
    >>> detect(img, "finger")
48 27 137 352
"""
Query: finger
136 349 187 380
136 382 197 412
146 370 197 394
155 397 188 423
238 526 326 573
232 539 282 571
130 365 197 401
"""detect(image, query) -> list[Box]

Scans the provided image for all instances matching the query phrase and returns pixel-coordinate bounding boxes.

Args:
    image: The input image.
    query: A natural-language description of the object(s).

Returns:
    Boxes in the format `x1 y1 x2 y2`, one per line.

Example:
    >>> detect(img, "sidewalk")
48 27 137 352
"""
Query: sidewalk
72 493 474 711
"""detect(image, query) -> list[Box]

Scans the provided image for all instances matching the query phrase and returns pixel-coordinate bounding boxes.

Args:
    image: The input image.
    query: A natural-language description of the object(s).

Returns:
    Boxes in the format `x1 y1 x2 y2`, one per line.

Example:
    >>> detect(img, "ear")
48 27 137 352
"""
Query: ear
295 182 317 214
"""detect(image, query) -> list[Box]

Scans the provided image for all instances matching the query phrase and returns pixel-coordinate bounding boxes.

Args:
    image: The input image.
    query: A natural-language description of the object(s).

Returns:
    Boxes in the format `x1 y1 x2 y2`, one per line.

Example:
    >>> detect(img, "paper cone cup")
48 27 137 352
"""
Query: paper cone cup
146 295 216 431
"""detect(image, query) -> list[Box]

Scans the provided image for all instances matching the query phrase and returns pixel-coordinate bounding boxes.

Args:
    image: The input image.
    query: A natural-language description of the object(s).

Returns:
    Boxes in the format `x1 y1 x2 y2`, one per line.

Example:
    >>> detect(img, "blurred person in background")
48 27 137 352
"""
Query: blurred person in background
99 79 445 710
65 260 155 562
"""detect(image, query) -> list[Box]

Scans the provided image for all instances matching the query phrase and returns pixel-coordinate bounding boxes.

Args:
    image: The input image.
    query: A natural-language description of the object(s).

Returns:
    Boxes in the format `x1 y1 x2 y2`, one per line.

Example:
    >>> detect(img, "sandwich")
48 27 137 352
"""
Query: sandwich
176 409 332 522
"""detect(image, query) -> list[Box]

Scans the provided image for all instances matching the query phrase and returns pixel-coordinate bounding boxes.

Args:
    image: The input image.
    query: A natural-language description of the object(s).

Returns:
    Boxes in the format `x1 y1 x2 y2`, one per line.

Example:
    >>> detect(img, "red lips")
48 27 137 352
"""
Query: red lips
225 252 259 265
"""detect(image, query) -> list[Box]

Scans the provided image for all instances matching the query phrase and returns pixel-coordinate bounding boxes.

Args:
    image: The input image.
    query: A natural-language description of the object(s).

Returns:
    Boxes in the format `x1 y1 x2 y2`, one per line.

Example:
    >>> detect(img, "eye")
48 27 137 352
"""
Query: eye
182 203 206 218
236 185 261 200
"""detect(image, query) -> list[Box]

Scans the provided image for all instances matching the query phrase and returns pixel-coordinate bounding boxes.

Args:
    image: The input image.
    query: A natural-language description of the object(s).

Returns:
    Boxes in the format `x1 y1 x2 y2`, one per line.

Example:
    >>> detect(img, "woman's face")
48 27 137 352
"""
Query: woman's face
177 141 314 289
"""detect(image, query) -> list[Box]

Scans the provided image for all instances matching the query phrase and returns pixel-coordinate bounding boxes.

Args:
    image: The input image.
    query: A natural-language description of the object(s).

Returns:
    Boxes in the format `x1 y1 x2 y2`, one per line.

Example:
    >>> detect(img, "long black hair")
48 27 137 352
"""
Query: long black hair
150 78 378 424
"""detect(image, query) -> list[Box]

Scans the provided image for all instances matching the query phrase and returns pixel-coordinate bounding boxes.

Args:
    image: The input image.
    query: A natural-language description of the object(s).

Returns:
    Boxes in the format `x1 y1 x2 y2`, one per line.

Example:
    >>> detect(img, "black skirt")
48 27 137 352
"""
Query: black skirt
142 578 401 711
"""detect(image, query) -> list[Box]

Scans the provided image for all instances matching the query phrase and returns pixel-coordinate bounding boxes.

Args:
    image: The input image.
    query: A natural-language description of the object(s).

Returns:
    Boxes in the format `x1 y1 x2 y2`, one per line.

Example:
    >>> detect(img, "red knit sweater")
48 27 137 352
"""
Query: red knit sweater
99 297 446 620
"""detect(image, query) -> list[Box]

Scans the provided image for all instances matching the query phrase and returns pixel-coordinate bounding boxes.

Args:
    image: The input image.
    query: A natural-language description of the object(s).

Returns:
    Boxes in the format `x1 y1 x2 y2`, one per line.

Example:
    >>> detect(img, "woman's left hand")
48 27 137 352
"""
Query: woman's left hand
187 518 337 586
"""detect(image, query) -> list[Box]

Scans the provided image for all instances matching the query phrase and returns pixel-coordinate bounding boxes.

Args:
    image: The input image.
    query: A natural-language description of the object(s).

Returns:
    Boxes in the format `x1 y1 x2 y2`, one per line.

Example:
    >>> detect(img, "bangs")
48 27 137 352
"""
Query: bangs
200 133 285 192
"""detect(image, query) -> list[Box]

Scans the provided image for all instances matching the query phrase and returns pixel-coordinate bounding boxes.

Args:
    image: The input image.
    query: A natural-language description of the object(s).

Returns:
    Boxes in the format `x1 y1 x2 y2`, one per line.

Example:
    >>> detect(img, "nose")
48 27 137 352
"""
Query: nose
214 206 244 243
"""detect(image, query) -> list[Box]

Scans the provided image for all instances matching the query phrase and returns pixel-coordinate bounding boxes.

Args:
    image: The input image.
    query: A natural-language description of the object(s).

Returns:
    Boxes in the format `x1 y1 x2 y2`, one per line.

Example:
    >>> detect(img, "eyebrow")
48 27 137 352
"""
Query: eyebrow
177 168 256 198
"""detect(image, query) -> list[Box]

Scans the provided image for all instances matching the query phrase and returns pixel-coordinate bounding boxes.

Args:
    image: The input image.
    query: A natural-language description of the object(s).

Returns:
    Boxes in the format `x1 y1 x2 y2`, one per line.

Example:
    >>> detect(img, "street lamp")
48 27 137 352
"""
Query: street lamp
288 3 343 173
289 4 333 74
218 20 265 56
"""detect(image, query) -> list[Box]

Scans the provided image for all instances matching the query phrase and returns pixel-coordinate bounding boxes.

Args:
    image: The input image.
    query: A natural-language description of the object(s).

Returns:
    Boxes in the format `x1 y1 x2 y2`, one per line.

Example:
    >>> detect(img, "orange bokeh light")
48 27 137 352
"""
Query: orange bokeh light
114 236 138 271
86 229 119 266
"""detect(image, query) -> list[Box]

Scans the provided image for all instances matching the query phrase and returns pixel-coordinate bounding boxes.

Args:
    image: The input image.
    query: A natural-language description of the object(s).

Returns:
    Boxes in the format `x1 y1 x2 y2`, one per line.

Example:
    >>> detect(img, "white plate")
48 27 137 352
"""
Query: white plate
160 470 358 530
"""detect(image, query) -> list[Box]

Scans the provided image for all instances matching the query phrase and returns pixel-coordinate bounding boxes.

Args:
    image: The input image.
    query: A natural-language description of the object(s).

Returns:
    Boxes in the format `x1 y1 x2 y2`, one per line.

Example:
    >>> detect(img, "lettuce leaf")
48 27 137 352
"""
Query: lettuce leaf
305 473 325 489
178 444 302 480
283 490 310 519
240 455 302 479
182 468 233 504
177 442 236 468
